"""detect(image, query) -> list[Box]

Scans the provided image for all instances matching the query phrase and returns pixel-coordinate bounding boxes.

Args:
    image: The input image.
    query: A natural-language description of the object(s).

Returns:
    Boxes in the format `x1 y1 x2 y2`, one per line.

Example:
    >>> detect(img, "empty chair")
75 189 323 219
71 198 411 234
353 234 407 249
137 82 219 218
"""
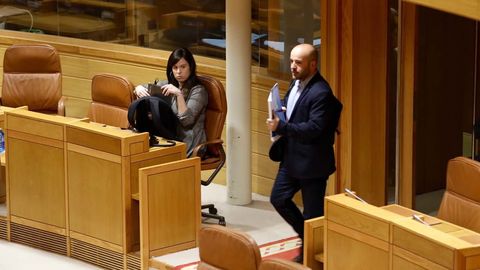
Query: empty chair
1 44 65 115
437 157 480 233
198 225 309 270
198 225 262 270
192 75 227 225
260 258 311 270
87 73 134 128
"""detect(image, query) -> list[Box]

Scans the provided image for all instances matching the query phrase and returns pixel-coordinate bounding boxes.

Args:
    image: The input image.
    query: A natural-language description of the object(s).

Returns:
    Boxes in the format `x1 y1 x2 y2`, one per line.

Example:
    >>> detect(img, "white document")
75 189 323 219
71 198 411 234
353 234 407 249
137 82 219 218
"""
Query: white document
267 83 285 142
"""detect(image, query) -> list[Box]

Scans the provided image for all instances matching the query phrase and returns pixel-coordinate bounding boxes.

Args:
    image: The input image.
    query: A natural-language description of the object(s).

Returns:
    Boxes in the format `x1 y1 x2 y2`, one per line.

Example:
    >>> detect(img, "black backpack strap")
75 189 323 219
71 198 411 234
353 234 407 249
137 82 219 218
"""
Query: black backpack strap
148 97 178 140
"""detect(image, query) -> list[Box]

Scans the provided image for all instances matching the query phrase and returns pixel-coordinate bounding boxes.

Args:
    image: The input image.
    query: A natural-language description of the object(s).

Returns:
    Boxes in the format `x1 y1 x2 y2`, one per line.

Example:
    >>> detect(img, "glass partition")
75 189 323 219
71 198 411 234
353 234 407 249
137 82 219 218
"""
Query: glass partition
0 0 321 78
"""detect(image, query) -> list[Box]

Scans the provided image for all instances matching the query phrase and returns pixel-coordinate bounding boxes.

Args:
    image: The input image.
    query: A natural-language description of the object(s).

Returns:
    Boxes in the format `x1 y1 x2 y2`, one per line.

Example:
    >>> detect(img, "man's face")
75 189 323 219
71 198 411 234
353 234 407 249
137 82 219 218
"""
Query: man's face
290 48 312 80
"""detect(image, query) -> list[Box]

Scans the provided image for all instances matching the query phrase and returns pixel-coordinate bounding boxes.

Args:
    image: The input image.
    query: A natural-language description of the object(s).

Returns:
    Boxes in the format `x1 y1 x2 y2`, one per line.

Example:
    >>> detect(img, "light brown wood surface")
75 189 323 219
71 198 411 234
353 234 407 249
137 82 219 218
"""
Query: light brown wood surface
5 109 79 233
403 0 480 21
321 194 480 270
139 157 200 270
2 107 190 269
66 120 186 257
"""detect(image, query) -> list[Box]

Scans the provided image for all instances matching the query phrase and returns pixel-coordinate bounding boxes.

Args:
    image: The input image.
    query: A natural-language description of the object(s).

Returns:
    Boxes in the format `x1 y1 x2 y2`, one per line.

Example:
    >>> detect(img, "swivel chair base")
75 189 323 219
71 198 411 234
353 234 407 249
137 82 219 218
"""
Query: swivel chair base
201 204 226 226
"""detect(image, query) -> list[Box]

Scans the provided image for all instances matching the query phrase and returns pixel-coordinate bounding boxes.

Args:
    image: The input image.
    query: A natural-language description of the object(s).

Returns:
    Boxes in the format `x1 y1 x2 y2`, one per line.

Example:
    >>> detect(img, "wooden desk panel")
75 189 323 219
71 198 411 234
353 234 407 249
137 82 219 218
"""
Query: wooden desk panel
139 157 201 269
65 120 186 261
321 194 480 270
8 137 66 228
6 110 79 232
3 110 191 269
0 157 5 204
67 150 124 247
0 106 18 204
392 218 480 270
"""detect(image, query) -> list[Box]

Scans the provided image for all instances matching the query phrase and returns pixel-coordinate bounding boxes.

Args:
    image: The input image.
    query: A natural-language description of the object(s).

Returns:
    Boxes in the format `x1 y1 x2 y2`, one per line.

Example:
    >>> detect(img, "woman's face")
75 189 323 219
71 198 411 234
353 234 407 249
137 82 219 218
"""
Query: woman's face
172 57 191 85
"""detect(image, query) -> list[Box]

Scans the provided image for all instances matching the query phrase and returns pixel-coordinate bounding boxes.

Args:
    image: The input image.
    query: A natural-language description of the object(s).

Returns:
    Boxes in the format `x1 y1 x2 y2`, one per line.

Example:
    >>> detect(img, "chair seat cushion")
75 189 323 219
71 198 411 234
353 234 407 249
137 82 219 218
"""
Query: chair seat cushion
202 156 221 170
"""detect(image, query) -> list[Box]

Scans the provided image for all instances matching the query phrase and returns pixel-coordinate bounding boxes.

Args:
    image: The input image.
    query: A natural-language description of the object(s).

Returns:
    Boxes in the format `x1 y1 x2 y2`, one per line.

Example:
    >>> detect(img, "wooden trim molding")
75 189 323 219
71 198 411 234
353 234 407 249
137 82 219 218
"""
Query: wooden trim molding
402 0 480 21
398 2 417 208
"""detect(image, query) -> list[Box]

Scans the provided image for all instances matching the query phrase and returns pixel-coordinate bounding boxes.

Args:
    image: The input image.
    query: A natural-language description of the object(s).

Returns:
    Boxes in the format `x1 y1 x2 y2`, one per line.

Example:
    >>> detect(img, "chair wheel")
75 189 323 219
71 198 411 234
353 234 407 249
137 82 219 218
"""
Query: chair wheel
218 220 226 226
209 208 218 214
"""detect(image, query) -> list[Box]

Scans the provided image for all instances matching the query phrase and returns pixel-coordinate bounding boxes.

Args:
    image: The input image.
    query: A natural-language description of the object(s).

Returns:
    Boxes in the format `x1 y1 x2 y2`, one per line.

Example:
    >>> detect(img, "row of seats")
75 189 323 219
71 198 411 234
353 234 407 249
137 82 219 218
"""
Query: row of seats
0 43 227 225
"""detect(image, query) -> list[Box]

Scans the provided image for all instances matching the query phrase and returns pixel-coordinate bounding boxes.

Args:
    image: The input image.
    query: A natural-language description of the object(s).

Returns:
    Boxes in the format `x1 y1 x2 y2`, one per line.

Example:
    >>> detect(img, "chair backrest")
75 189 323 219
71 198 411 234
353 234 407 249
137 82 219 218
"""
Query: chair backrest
197 75 227 152
88 73 134 128
437 157 480 233
260 258 311 270
198 225 261 270
2 44 63 114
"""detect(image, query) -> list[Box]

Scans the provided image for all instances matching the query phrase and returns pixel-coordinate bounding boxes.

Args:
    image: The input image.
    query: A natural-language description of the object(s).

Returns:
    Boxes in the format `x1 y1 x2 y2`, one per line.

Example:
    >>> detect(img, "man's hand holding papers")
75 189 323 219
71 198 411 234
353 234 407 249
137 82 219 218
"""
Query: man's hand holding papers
267 83 285 141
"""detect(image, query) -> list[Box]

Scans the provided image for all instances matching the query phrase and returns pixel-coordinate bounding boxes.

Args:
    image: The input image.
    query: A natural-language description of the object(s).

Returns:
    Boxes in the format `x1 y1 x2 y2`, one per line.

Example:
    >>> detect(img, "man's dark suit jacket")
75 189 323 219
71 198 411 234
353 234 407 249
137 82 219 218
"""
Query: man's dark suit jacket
275 71 342 179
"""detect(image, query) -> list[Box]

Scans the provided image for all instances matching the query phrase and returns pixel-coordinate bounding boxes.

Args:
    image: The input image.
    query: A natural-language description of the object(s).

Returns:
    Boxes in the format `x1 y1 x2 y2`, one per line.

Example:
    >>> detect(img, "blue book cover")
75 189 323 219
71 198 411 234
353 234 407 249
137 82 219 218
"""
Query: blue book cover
268 83 285 141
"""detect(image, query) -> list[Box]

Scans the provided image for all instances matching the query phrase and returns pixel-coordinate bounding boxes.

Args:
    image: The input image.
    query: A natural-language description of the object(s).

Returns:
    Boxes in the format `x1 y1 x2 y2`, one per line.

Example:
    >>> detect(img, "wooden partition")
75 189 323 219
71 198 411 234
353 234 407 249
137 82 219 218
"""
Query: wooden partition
139 158 201 270
306 193 480 270
0 106 19 240
5 108 81 254
65 120 186 269
2 107 197 270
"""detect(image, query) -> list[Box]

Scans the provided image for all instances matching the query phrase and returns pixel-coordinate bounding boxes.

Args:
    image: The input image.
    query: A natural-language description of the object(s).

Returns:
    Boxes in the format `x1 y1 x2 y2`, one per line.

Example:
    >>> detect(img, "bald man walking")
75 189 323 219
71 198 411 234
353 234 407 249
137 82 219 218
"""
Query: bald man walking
267 44 342 263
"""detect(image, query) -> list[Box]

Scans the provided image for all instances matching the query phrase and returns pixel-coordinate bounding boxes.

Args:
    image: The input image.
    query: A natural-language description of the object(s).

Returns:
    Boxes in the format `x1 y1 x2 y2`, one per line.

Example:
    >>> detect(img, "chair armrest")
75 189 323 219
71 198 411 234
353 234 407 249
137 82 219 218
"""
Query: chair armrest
57 96 68 116
304 217 324 270
191 138 224 157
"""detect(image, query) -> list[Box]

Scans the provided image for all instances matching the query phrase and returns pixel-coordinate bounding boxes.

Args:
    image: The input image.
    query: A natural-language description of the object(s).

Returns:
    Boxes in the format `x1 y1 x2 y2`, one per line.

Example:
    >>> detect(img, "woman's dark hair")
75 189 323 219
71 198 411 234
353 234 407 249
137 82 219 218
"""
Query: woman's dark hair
166 47 198 89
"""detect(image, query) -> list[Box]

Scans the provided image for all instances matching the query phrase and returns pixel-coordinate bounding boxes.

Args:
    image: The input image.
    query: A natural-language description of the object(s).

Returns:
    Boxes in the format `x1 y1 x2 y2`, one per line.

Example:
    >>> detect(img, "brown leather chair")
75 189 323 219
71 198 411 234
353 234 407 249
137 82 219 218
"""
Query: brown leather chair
1 44 66 115
192 75 227 225
437 156 480 233
87 73 134 128
198 225 262 270
198 226 308 270
260 258 311 270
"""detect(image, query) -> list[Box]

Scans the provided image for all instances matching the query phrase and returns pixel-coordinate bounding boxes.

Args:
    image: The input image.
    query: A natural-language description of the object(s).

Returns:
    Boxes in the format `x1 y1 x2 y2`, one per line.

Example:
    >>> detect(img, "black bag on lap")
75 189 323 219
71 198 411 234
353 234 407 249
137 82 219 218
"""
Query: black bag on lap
127 96 179 143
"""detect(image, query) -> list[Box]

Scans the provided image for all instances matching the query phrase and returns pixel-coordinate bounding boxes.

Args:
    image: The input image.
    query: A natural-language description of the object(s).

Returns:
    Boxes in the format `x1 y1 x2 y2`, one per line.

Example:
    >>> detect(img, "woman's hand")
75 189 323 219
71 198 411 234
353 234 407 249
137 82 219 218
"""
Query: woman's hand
161 84 182 97
134 85 150 98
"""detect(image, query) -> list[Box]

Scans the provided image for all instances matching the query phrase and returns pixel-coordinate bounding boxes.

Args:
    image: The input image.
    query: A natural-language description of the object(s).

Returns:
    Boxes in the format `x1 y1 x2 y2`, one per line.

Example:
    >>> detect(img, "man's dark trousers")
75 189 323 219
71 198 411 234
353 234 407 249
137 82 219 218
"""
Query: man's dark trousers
270 166 328 240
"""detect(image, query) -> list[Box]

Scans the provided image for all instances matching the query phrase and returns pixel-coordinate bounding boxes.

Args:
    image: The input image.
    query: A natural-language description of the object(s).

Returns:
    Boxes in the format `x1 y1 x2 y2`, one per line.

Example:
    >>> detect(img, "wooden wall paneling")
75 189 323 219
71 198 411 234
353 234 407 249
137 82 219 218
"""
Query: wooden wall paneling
62 77 92 100
252 152 278 180
337 0 353 193
0 47 5 65
252 131 272 155
414 9 476 194
63 97 91 119
398 2 417 208
402 0 480 21
60 54 165 84
323 0 341 196
252 110 269 134
349 0 388 206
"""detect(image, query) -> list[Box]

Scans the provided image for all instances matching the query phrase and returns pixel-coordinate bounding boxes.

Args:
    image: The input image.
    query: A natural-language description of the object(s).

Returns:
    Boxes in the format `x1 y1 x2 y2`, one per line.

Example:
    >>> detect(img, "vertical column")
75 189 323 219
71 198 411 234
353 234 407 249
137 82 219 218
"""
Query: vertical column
226 0 252 205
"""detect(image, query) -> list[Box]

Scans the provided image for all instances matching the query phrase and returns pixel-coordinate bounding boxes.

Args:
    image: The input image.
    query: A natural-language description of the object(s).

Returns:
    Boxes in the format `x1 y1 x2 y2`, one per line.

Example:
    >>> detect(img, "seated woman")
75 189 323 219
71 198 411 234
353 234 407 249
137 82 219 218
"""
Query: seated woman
134 47 208 157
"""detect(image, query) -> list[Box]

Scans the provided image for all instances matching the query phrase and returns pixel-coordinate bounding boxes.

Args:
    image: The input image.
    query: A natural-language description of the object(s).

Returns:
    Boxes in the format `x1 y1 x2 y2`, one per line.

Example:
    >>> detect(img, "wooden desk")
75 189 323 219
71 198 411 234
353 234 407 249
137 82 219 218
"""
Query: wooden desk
308 194 480 270
0 153 5 204
65 120 188 269
0 106 27 204
3 109 199 270
5 109 80 254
